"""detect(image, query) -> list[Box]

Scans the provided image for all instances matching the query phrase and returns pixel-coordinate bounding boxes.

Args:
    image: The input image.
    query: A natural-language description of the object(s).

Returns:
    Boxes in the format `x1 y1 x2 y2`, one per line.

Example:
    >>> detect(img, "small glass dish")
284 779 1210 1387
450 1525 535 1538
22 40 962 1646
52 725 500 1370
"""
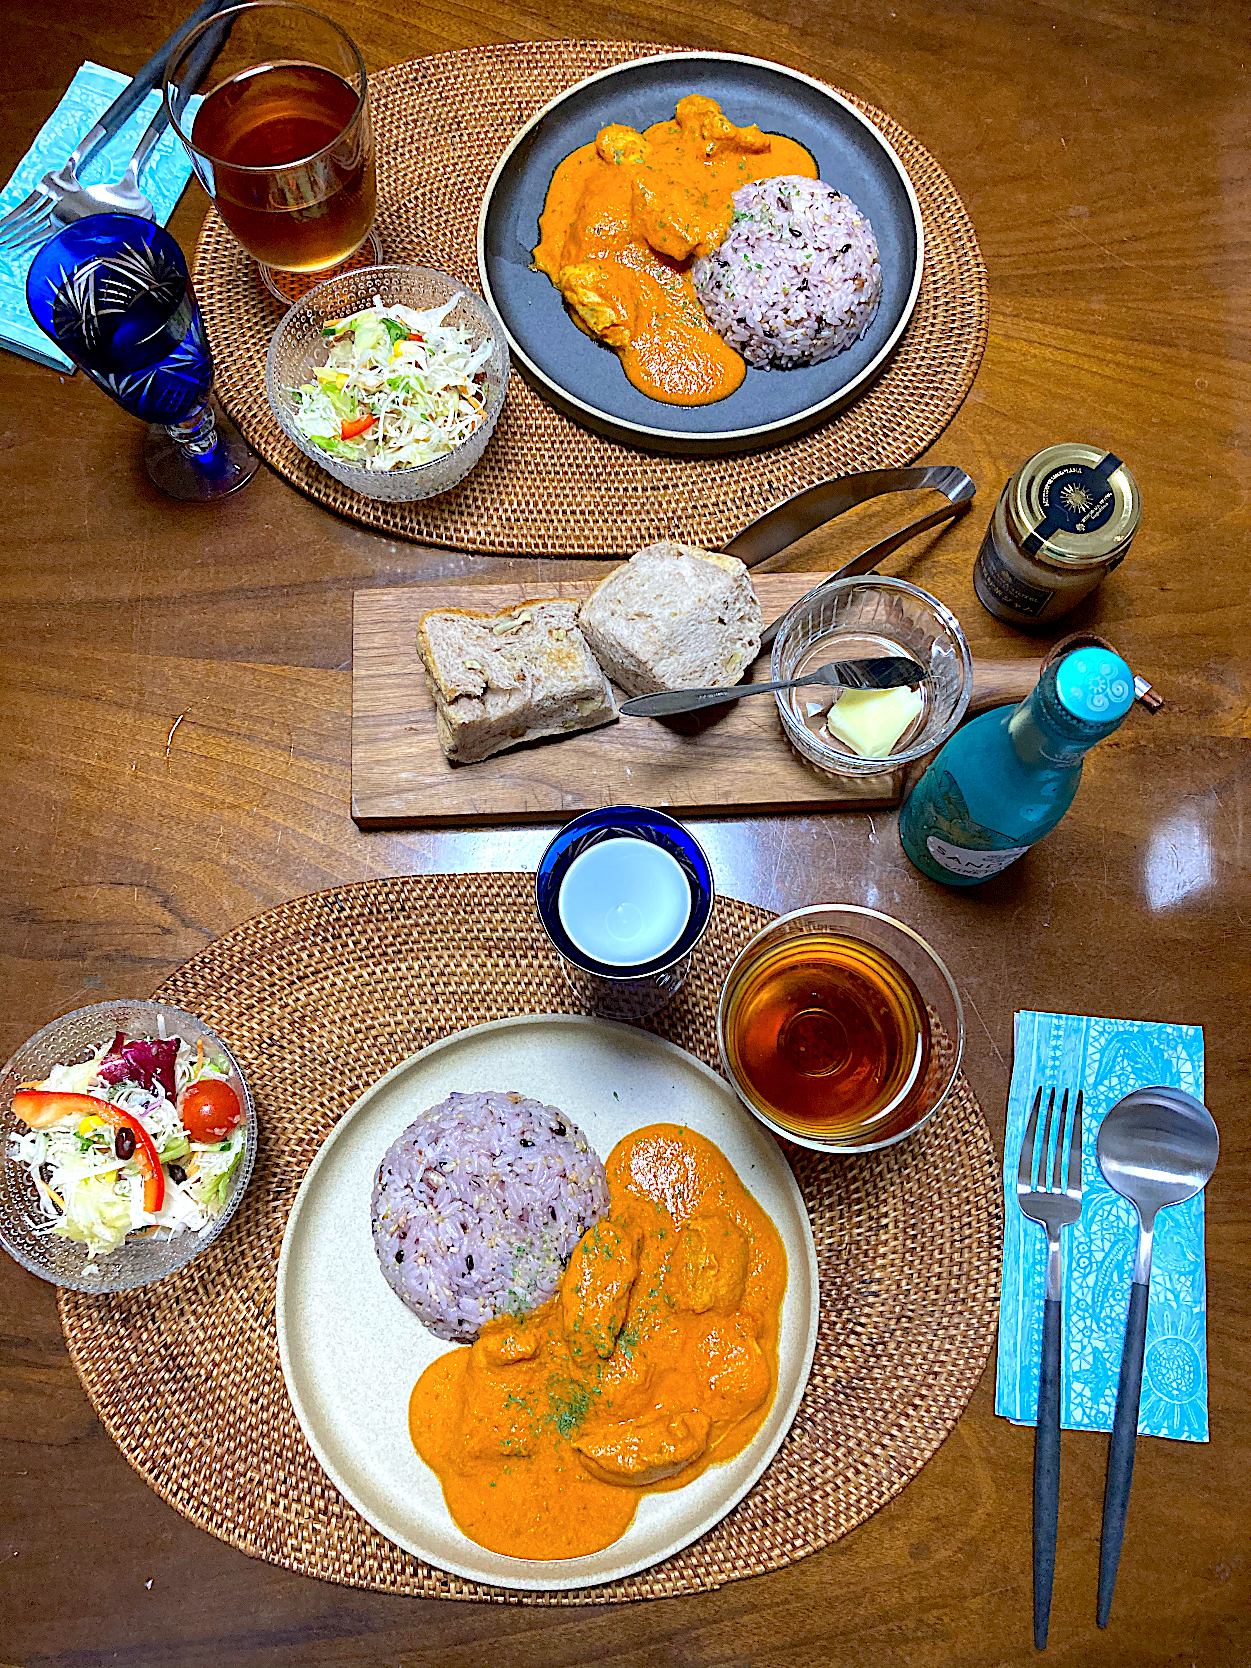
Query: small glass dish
0 1000 257 1292
265 264 509 502
717 904 964 1154
536 807 716 1022
770 578 972 794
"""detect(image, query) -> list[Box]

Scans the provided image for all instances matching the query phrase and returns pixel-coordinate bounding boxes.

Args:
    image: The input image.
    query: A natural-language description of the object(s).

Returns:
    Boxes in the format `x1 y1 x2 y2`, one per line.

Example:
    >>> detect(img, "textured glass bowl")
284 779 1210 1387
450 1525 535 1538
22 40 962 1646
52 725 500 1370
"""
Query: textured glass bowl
717 904 965 1154
265 264 509 502
770 577 973 785
0 1001 257 1292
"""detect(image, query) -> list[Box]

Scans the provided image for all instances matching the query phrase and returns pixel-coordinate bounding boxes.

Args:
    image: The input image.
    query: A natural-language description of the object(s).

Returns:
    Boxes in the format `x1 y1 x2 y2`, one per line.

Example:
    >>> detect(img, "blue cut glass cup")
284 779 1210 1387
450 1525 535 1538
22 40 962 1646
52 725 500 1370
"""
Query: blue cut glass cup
536 807 716 1021
26 213 258 500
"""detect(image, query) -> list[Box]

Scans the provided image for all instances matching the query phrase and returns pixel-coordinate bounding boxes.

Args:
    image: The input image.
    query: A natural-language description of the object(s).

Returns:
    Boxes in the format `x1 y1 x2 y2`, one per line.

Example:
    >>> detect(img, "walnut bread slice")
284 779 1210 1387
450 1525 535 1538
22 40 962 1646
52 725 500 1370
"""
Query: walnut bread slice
416 599 617 764
578 542 763 699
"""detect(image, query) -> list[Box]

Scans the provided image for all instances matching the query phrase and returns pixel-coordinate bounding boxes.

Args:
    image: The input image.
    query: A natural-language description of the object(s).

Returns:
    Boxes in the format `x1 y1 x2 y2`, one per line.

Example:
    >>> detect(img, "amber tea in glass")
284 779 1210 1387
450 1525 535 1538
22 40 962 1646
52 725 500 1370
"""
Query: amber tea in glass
722 933 932 1144
166 4 376 272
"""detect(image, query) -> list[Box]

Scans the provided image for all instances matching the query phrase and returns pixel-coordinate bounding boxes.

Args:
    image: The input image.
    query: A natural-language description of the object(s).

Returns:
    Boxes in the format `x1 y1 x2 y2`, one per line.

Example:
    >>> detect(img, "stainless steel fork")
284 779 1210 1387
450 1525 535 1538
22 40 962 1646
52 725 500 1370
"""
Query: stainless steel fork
0 0 230 249
1016 1085 1084 1651
0 10 234 256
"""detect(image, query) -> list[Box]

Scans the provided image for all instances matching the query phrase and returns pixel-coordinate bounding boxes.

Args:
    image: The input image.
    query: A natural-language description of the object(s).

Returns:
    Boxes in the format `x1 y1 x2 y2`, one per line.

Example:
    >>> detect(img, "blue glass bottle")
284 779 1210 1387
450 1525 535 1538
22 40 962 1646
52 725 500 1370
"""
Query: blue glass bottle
899 646 1135 885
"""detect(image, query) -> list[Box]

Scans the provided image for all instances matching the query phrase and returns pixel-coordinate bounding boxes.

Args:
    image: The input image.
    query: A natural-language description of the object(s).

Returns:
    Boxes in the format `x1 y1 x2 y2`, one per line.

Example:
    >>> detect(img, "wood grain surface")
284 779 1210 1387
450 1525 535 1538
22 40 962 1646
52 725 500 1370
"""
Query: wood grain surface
2 2 1249 1666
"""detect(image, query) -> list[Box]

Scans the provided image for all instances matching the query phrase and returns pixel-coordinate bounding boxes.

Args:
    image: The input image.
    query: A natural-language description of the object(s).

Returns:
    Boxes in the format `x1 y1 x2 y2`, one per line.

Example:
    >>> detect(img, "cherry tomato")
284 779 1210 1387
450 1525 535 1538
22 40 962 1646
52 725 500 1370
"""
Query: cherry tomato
179 1079 243 1143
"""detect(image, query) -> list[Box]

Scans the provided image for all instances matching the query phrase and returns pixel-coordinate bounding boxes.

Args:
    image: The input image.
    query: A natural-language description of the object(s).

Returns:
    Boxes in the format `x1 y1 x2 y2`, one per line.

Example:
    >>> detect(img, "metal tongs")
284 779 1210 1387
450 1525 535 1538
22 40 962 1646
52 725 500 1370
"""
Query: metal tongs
724 468 1163 708
720 464 978 651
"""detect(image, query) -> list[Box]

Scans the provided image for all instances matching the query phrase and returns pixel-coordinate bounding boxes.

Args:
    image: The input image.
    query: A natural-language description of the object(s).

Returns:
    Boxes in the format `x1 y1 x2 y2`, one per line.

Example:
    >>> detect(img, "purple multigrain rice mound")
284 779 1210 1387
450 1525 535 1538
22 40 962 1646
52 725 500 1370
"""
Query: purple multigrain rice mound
370 1089 609 1342
693 176 882 368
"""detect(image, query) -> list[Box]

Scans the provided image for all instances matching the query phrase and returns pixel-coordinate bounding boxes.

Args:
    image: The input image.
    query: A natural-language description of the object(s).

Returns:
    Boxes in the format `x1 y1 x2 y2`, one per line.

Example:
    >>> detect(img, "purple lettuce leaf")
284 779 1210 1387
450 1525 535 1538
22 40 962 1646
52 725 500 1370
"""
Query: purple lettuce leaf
97 1032 181 1099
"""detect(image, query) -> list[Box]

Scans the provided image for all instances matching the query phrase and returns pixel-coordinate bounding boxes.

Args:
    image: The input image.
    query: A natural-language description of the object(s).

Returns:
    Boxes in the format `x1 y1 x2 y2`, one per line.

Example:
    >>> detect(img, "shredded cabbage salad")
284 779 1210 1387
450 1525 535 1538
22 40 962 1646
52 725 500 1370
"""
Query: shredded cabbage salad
290 296 493 471
7 1028 246 1270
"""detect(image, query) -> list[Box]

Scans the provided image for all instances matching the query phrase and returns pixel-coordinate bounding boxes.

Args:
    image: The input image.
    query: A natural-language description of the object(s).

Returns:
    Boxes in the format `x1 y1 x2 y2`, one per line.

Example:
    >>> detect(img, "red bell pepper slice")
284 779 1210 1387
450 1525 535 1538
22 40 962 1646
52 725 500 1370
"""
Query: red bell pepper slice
12 1090 165 1213
340 413 377 441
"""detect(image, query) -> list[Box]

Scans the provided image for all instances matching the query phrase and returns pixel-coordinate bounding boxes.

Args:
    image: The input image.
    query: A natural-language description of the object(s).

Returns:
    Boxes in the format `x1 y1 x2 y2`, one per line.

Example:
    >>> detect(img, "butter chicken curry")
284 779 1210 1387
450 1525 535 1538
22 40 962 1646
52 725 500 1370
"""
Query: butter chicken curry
409 1122 788 1559
532 95 817 406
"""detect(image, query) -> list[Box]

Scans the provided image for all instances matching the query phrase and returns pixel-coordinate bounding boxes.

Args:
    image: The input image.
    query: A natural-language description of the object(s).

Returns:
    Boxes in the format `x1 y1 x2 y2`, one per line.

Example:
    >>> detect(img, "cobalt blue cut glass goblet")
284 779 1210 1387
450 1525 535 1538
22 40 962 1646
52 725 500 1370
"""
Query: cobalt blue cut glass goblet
26 212 258 501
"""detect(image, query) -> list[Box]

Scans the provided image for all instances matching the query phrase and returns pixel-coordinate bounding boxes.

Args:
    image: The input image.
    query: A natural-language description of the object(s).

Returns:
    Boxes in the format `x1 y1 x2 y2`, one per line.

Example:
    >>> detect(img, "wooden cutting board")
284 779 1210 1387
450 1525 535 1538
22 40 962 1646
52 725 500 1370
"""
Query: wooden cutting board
351 577 1033 828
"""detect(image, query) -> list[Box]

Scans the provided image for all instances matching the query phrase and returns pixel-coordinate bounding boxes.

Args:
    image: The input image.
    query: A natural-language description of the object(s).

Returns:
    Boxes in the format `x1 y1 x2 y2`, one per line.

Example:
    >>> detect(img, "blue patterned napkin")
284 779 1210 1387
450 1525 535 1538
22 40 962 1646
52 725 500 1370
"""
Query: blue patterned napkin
1 62 201 370
996 1010 1209 1442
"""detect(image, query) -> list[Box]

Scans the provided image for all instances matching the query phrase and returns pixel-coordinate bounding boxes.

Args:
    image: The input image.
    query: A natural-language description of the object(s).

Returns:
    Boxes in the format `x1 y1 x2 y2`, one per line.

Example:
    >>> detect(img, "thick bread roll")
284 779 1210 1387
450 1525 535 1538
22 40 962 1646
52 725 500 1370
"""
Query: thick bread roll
416 599 616 764
578 542 762 698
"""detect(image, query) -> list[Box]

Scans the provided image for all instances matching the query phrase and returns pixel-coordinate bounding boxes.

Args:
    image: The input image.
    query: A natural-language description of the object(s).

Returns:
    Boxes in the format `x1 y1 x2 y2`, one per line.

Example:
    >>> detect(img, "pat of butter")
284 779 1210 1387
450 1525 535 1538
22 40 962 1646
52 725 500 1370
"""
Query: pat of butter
824 685 924 758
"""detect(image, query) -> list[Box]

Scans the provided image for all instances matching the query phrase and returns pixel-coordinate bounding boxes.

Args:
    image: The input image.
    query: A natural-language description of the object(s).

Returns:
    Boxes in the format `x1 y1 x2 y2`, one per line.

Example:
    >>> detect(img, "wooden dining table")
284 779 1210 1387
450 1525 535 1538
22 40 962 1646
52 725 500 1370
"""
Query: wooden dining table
3 0 1248 1662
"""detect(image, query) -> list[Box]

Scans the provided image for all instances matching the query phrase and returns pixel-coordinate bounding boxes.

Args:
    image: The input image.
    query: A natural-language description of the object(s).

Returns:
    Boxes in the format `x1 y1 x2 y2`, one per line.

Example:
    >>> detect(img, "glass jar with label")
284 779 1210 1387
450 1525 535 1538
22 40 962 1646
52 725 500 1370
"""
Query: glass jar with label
974 444 1141 627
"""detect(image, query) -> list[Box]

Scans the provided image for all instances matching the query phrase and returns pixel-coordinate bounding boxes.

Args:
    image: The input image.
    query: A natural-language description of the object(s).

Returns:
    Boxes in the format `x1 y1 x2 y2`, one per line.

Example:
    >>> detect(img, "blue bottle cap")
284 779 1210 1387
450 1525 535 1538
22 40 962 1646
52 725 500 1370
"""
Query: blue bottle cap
1055 647 1135 723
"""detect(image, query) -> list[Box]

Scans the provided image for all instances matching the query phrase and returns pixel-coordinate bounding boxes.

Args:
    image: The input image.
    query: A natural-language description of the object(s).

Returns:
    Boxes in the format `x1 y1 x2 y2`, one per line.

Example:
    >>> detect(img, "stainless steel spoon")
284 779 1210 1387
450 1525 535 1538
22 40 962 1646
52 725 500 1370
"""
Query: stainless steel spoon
1095 1085 1219 1627
2 8 234 253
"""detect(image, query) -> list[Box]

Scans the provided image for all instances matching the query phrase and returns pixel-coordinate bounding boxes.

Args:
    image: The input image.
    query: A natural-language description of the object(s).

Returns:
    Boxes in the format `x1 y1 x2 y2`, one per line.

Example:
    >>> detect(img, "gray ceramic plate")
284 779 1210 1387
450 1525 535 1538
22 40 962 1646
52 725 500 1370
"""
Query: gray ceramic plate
477 52 923 455
276 1013 818 1591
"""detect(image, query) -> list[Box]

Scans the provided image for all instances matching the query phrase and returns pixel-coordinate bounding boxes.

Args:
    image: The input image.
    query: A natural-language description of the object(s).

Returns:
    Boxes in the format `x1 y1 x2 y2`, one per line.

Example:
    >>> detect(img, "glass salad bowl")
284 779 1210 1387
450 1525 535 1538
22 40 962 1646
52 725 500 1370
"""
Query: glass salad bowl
0 1000 257 1292
265 263 510 502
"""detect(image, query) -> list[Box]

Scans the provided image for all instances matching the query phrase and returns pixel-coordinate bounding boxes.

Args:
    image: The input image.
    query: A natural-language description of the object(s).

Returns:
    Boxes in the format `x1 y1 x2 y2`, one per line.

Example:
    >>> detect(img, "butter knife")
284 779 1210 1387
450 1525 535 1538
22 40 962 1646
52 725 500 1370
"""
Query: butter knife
620 654 926 718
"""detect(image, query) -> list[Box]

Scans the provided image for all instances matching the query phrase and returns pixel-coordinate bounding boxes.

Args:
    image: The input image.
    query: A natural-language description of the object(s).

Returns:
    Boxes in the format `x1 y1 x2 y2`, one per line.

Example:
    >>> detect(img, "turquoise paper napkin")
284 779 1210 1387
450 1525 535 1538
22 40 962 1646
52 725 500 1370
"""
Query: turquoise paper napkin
996 1010 1209 1442
0 62 201 371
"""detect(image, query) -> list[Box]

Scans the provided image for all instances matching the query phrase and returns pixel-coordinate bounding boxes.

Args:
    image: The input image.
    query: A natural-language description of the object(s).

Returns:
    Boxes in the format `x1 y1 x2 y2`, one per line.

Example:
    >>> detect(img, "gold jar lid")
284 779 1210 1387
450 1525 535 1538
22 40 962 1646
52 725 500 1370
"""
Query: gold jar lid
1006 443 1141 569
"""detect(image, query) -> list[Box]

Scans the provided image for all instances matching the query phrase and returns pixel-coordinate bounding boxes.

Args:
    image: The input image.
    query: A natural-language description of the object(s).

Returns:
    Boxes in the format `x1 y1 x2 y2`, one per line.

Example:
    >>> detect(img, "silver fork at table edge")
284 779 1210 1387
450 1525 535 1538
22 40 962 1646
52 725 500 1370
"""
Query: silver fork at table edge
1016 1085 1084 1652
0 0 232 248
1 9 235 254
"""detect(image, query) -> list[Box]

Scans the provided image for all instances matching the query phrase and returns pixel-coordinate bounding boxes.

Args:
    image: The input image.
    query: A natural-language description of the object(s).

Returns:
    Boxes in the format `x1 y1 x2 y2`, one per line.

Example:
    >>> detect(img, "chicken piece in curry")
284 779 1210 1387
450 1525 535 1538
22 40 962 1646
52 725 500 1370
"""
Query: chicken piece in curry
532 95 817 406
409 1122 787 1559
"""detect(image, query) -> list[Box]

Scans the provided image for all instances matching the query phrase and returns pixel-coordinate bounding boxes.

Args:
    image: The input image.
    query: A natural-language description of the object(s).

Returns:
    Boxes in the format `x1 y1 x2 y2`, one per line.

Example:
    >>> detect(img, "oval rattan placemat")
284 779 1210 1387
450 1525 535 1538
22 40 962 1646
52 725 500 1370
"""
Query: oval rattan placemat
59 874 1001 1603
194 40 988 555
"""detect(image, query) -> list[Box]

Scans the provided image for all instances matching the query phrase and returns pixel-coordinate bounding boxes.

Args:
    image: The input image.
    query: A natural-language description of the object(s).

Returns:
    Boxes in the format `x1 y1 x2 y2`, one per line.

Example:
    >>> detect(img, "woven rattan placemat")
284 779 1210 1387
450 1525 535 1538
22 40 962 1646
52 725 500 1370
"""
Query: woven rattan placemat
194 40 988 555
59 874 1001 1602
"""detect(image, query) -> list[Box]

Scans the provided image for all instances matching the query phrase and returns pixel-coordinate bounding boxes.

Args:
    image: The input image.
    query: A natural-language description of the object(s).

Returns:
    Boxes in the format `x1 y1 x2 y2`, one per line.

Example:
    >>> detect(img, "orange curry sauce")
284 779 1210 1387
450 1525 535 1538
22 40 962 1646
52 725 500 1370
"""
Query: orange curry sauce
409 1123 787 1559
532 95 817 406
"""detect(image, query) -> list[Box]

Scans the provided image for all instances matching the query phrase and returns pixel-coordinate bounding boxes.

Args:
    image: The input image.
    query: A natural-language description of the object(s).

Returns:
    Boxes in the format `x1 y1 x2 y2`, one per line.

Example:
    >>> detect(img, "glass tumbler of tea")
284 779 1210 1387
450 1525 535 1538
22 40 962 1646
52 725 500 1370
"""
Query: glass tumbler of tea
164 2 376 275
717 904 964 1153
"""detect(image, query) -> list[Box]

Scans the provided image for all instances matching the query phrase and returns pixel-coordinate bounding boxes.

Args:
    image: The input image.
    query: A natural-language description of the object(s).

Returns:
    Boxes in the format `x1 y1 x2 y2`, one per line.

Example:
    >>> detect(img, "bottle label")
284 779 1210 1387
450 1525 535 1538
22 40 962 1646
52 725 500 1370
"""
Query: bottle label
974 528 1054 619
925 835 1032 879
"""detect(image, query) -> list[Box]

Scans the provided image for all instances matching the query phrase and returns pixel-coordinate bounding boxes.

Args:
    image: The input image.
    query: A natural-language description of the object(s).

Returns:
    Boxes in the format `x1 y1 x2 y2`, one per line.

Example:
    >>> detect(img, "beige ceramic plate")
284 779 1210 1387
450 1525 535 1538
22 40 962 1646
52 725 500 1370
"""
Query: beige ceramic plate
276 1013 818 1591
